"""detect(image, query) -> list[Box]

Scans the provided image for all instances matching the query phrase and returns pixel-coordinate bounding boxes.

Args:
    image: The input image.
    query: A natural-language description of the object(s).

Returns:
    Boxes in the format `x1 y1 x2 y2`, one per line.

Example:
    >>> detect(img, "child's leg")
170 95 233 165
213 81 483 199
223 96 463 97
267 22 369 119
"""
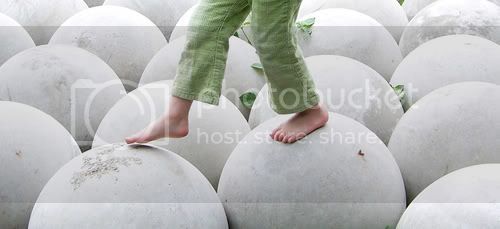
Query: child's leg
251 0 328 143
126 0 251 144
172 0 252 105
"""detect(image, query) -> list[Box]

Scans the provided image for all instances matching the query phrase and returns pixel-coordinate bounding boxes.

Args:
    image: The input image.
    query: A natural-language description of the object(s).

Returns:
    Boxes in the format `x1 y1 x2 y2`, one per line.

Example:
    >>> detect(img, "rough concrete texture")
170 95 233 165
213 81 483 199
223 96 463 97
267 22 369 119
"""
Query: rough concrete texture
92 81 250 188
104 0 197 41
0 0 88 45
403 0 500 20
28 144 228 228
0 102 81 229
399 0 500 56
298 8 402 80
299 0 408 42
249 55 403 144
391 35 500 109
0 45 126 150
140 36 265 119
0 13 35 66
388 82 500 202
218 113 406 229
397 164 500 229
85 0 105 7
49 6 167 92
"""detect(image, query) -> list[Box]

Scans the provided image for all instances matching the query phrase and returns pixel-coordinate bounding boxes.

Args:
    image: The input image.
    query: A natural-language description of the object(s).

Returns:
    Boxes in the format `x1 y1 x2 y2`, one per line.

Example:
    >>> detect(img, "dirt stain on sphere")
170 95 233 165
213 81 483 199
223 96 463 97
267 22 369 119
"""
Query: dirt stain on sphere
70 145 142 190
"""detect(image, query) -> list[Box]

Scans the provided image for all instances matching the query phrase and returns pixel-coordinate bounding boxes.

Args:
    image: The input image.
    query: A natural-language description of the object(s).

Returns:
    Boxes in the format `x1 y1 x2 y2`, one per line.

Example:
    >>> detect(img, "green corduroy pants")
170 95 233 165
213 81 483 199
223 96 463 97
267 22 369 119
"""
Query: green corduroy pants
172 0 319 114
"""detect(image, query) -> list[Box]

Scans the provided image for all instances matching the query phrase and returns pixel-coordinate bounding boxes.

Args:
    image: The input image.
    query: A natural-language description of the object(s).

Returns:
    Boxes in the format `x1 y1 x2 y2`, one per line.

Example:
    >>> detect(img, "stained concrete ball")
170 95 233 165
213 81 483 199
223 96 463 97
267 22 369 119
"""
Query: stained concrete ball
85 0 105 7
140 36 265 119
218 114 406 228
104 0 197 41
28 144 228 229
249 55 403 144
298 8 402 80
0 45 126 150
397 164 500 229
0 102 81 229
93 81 250 188
399 0 500 56
0 0 88 45
388 82 500 201
0 13 35 66
302 0 409 42
391 35 500 109
49 6 167 92
403 0 500 20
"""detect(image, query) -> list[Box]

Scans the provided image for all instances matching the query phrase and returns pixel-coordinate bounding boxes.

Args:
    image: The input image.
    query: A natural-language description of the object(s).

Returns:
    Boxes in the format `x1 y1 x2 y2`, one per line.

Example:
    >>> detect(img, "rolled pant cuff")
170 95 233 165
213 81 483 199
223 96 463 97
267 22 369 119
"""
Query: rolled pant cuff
272 94 320 115
172 87 220 105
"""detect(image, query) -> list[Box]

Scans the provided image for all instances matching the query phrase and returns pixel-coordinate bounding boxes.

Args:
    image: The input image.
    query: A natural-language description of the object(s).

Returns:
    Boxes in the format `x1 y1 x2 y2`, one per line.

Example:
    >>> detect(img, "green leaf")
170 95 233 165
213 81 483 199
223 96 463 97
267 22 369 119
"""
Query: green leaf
398 0 404 5
296 17 316 36
392 84 406 104
251 63 264 70
240 91 257 109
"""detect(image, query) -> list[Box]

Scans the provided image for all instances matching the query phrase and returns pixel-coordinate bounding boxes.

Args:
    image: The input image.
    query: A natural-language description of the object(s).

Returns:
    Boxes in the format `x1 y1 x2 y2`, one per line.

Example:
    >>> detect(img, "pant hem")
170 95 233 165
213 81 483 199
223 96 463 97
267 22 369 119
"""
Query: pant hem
172 88 220 105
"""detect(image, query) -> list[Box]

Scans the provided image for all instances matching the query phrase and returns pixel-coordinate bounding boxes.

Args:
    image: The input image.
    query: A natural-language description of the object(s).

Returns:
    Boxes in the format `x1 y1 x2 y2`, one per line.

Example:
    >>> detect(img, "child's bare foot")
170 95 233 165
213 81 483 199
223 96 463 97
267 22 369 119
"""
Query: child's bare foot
271 104 329 144
125 96 192 144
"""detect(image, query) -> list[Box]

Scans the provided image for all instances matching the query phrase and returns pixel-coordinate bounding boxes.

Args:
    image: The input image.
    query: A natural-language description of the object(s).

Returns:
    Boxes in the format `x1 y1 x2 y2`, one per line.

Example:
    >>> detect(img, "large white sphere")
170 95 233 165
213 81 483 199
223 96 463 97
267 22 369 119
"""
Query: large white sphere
388 82 500 201
93 81 250 188
0 45 126 150
140 36 265 119
49 6 167 92
104 0 198 40
298 0 327 17
29 144 228 228
249 55 403 144
298 8 402 80
0 13 35 66
403 0 500 20
0 0 88 45
218 114 406 228
84 0 104 7
391 35 500 109
0 102 80 229
397 164 500 229
300 0 408 42
399 0 500 56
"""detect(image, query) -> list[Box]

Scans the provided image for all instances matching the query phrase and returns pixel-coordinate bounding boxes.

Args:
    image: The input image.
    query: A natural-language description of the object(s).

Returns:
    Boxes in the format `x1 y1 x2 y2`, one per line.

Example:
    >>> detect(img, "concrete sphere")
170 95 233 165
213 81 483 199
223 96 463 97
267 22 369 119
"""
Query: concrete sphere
28 144 228 229
0 45 126 150
388 82 500 201
403 0 500 20
0 102 80 229
249 55 403 144
104 0 197 40
298 8 402 80
298 0 327 17
305 0 409 42
49 6 167 92
218 114 406 228
397 164 500 229
399 0 500 56
0 0 88 45
140 36 265 119
84 0 104 7
93 81 251 188
391 35 500 109
0 13 35 66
